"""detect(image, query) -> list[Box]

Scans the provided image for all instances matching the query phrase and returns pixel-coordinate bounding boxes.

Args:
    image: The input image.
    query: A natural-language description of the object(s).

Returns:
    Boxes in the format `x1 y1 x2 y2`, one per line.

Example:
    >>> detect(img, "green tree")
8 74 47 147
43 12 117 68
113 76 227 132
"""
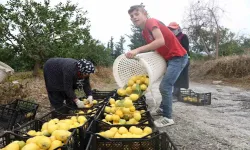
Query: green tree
0 0 91 76
107 36 115 56
114 36 126 58
127 24 145 50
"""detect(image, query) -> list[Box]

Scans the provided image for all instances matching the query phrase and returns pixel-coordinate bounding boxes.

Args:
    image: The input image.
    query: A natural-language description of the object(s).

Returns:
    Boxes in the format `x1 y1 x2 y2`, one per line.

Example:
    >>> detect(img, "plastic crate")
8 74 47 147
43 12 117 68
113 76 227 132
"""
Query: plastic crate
92 89 117 100
85 130 177 150
0 131 28 148
0 99 39 129
0 106 18 131
13 119 80 150
92 108 155 132
178 89 212 106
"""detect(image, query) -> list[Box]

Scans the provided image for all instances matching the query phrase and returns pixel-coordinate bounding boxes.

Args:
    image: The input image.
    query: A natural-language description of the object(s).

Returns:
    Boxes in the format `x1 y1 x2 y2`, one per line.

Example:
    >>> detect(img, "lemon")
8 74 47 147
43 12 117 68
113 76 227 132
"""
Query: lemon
133 128 143 135
21 143 40 150
109 98 116 105
104 130 115 138
117 88 126 96
110 127 118 133
129 126 137 133
5 142 19 150
133 112 141 121
125 87 133 95
49 140 62 150
143 127 153 134
78 116 87 124
130 94 139 101
119 119 126 124
131 84 137 90
115 109 124 118
57 122 70 130
123 99 133 108
48 124 58 134
105 115 112 122
127 80 134 86
27 130 36 136
122 107 130 114
118 127 128 134
110 107 116 114
112 114 120 122
41 122 48 131
53 130 71 142
92 100 98 104
104 106 111 113
114 132 122 138
129 106 136 112
130 76 137 82
135 80 142 84
140 84 147 91
36 136 51 149
71 116 77 122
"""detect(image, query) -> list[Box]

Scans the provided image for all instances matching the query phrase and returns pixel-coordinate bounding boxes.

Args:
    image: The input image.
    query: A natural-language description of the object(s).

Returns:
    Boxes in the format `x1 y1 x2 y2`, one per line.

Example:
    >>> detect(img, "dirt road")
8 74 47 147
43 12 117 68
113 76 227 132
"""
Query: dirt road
145 80 250 150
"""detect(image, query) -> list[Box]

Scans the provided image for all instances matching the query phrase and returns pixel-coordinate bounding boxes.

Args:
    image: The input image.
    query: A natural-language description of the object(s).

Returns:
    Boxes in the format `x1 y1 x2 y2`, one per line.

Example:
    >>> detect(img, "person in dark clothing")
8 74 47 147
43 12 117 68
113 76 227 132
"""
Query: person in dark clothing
168 22 190 98
43 58 95 109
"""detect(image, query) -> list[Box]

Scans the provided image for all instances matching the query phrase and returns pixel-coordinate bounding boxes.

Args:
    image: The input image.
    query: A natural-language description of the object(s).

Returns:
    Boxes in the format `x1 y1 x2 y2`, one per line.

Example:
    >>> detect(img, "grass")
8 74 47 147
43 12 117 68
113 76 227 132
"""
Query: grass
190 54 250 89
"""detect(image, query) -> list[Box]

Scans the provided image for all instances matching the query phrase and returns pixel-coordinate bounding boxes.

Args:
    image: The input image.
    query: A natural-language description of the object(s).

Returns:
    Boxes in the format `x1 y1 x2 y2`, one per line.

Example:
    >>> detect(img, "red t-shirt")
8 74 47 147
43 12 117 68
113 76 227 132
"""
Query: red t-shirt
142 18 187 60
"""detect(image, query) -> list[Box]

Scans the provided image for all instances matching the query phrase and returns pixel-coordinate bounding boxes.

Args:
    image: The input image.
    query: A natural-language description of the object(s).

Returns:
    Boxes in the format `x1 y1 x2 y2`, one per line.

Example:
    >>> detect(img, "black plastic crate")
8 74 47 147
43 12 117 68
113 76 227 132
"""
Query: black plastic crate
0 131 28 148
55 104 103 119
95 110 153 129
85 131 177 150
0 130 78 150
13 119 46 136
178 89 212 106
0 99 39 130
13 119 80 149
0 106 18 131
92 89 117 100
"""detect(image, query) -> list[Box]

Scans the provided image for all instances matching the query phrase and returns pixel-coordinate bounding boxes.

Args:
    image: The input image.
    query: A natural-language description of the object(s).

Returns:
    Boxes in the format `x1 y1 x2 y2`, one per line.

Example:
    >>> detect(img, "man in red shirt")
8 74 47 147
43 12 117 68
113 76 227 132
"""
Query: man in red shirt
126 5 188 127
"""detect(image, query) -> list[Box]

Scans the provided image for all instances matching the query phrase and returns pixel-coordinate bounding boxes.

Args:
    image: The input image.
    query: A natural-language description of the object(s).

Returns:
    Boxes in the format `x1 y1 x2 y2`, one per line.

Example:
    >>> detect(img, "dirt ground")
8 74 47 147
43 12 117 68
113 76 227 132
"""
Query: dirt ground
145 79 250 150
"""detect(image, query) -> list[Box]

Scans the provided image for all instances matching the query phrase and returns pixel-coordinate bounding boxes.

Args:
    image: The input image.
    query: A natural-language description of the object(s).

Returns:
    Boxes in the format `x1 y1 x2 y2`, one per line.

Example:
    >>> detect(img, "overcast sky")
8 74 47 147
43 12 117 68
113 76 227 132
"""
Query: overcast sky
1 0 250 50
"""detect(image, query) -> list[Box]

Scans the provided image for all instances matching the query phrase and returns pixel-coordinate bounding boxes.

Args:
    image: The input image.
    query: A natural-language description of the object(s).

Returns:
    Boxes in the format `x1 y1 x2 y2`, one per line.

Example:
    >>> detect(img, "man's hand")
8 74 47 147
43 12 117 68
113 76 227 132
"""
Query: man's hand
125 49 139 59
87 96 93 104
75 99 85 108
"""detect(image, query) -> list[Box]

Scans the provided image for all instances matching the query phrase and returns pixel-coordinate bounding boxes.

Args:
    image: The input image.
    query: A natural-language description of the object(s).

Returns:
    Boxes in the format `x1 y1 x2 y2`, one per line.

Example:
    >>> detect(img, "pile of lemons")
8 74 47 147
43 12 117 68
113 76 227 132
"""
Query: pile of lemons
1 115 87 150
117 75 149 99
98 126 152 138
101 98 147 125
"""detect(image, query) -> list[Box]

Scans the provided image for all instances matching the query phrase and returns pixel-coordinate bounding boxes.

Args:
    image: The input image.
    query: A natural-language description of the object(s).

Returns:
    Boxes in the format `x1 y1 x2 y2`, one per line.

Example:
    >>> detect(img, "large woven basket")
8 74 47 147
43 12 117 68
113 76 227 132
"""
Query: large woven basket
113 51 166 91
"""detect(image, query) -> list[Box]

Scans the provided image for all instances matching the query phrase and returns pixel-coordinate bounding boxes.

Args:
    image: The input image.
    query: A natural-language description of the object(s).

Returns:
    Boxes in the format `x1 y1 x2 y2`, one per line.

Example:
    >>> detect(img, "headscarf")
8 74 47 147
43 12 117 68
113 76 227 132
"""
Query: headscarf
76 59 95 74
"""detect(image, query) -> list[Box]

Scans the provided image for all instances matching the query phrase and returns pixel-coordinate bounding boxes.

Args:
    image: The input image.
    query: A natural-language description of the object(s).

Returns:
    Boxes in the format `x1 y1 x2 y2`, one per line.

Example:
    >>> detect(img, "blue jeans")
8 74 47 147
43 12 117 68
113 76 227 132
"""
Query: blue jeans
159 54 188 118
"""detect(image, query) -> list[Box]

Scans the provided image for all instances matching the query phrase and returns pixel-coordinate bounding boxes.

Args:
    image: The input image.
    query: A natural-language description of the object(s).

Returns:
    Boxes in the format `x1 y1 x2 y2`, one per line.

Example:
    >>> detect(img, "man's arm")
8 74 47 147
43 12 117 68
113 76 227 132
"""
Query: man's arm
135 27 165 53
126 19 165 58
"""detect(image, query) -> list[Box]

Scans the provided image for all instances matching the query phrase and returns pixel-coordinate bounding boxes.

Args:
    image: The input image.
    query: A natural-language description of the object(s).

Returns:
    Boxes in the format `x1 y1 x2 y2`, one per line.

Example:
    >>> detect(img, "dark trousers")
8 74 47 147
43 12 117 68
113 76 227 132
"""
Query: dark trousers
47 91 77 110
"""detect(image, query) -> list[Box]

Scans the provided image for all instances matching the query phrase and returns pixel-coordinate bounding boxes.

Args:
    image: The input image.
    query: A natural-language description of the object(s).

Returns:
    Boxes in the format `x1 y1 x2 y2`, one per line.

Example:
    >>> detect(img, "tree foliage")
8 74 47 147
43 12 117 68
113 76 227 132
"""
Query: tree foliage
0 0 113 75
127 24 145 50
